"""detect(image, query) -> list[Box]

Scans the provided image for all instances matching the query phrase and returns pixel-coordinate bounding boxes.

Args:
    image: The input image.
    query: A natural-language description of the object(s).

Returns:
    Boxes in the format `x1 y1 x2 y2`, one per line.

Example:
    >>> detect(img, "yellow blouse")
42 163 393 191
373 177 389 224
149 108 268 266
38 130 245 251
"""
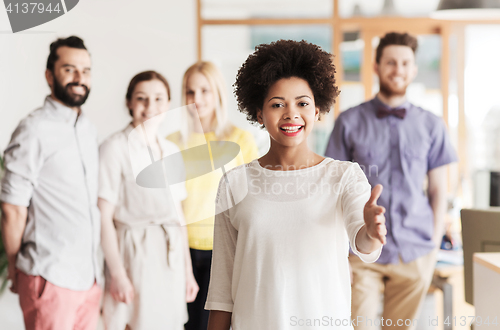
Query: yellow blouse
167 126 259 250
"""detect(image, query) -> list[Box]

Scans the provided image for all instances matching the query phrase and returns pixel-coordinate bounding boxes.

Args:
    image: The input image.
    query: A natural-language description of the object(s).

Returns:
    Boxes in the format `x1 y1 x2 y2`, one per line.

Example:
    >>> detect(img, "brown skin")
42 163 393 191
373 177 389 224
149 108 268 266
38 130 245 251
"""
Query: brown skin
256 77 321 170
207 311 232 330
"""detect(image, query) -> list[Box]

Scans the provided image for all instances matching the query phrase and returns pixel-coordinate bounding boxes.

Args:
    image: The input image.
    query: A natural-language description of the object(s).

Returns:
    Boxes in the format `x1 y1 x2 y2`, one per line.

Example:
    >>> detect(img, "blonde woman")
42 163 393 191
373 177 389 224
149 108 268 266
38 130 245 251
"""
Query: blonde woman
100 71 198 330
168 62 259 330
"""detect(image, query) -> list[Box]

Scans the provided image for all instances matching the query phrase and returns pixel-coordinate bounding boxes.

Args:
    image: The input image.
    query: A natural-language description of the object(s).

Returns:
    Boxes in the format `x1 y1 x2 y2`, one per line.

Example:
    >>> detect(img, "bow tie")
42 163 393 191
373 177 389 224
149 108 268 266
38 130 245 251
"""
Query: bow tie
376 107 406 119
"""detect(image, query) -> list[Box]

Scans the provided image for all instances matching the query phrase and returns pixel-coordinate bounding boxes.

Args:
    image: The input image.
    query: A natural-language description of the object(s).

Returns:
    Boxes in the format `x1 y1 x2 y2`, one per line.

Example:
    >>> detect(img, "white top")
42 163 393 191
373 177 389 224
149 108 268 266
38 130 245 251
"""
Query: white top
206 158 381 330
99 124 187 226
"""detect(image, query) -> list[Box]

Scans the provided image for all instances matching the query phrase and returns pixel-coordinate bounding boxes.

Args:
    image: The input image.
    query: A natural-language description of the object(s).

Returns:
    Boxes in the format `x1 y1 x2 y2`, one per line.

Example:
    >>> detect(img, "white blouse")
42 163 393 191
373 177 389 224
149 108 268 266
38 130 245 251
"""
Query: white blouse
206 158 381 330
98 124 187 226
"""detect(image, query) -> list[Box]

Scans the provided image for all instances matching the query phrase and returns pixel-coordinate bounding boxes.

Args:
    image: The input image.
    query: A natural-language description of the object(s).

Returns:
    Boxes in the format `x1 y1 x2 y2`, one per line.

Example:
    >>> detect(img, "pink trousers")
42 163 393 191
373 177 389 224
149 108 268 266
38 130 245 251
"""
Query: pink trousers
17 270 101 330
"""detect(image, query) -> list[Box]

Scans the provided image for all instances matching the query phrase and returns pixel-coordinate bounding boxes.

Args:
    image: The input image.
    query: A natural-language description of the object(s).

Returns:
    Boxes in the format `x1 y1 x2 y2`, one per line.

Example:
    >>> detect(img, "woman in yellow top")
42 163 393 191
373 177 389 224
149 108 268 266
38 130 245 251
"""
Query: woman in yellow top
168 61 258 330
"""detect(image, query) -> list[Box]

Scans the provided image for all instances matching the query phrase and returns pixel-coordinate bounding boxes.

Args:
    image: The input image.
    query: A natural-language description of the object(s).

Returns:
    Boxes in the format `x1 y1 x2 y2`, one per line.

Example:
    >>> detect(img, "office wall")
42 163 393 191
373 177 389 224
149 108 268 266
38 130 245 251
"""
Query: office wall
0 0 197 149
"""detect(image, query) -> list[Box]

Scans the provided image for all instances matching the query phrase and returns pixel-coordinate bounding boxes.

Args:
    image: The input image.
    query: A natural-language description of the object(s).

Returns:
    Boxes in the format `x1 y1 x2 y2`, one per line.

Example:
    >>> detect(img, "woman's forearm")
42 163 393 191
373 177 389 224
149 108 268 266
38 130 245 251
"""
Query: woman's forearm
207 310 232 330
355 224 382 254
175 201 194 273
98 198 127 278
181 225 194 273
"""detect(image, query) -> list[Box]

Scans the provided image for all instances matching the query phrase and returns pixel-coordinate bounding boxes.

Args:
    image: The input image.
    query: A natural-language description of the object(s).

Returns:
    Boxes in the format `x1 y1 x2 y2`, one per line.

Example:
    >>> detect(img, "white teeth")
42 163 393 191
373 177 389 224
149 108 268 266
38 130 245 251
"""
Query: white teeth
281 126 301 132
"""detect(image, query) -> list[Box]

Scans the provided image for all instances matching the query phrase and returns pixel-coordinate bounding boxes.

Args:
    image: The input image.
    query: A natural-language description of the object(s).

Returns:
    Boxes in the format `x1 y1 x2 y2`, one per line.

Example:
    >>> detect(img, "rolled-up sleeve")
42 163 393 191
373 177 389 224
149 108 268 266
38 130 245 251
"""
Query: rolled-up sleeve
98 139 123 205
341 164 382 263
1 121 43 207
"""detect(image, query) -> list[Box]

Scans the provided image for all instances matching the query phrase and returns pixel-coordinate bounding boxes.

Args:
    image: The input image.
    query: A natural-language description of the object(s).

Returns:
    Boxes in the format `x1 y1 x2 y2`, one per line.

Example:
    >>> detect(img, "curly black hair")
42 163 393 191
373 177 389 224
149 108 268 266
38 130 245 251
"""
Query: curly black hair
234 39 339 126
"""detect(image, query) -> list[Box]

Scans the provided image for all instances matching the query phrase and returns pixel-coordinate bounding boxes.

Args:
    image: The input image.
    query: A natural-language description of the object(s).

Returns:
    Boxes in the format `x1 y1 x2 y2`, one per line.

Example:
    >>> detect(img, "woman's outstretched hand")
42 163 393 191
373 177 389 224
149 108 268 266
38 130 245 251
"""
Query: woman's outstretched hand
363 184 387 245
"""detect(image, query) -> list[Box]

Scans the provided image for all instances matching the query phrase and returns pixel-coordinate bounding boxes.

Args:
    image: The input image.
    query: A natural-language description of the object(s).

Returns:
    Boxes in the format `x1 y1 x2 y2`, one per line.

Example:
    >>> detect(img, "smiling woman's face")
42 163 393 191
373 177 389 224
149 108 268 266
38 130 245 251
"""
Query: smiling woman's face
128 79 170 128
257 77 319 149
185 71 217 123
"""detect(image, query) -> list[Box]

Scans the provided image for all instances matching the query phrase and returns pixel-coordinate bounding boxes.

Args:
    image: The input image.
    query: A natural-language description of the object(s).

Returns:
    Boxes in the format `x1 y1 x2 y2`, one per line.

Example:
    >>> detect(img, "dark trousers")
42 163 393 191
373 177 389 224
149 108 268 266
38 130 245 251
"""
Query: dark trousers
185 248 213 330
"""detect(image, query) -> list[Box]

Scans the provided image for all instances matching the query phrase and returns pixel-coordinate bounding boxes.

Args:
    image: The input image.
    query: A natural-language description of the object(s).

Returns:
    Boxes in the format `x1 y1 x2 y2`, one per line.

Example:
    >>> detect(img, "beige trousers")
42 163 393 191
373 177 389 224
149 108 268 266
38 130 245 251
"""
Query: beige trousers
350 250 437 330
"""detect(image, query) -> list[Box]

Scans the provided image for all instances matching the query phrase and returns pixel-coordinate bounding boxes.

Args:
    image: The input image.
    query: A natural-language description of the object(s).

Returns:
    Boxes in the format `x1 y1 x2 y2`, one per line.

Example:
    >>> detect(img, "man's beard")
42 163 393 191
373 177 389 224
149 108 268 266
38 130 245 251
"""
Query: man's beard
379 78 408 98
53 75 90 107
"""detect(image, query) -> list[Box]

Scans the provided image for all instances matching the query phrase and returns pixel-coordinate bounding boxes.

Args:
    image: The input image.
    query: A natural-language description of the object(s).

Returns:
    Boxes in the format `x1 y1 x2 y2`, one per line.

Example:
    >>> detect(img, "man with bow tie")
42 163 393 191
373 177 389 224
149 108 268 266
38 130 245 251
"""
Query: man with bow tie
325 32 457 330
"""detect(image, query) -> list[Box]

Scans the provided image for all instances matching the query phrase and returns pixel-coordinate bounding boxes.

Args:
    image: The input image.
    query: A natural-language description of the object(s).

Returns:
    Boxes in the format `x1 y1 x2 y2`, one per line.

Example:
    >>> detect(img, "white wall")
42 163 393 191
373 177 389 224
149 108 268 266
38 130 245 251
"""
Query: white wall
0 0 197 149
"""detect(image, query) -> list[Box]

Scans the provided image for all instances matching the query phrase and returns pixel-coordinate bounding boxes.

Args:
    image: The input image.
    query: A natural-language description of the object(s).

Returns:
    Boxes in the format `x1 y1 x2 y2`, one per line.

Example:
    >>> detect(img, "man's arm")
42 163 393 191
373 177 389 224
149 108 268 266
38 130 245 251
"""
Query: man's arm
1 202 27 293
427 165 448 247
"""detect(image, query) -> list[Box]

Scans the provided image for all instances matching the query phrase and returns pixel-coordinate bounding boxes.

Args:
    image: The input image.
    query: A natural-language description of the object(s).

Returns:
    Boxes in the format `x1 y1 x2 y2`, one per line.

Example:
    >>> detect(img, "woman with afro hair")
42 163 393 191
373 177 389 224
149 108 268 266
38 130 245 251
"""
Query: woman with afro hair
205 40 387 330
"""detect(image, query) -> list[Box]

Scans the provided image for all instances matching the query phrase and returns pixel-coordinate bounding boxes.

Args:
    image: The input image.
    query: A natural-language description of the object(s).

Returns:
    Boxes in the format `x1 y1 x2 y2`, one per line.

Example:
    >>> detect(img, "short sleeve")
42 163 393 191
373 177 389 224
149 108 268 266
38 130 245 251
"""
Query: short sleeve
341 164 381 263
98 138 123 205
325 113 351 161
0 121 43 207
205 176 238 312
427 118 457 171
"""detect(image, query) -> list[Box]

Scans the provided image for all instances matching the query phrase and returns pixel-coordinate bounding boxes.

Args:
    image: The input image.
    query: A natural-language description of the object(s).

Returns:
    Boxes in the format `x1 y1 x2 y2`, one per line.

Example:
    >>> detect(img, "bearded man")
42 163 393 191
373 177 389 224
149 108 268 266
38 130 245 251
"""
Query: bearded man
325 32 457 330
1 36 101 330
